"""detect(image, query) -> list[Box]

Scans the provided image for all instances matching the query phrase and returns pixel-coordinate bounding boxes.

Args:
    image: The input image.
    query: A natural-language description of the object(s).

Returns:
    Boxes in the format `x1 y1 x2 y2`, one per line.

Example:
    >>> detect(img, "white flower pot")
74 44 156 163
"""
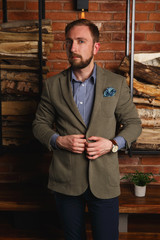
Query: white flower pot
134 185 146 197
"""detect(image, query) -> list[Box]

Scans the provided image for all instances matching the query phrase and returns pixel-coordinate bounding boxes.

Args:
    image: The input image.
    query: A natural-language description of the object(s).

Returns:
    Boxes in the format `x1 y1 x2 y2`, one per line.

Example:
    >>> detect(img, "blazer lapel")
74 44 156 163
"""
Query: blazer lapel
59 68 86 128
88 66 106 128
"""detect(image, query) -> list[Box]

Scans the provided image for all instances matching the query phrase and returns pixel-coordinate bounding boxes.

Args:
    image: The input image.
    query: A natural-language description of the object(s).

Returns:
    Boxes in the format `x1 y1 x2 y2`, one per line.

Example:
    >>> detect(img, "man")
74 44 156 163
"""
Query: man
33 19 142 240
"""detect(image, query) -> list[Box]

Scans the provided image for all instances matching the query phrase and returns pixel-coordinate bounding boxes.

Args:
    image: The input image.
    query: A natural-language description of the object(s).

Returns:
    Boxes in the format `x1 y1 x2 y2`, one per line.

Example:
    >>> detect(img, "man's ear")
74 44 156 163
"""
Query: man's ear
93 42 100 55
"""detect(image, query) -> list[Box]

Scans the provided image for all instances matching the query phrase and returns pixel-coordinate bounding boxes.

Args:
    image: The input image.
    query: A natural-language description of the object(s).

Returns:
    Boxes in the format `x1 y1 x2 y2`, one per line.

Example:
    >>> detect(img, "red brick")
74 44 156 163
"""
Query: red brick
113 13 126 21
149 13 160 21
112 33 126 41
52 22 66 31
141 156 160 165
105 62 120 71
99 33 112 42
138 23 154 31
115 52 125 60
135 43 160 52
54 33 65 41
135 33 146 41
48 52 68 61
136 3 156 11
95 52 114 61
119 155 140 165
8 12 38 21
63 2 74 11
52 62 69 70
48 2 62 10
100 42 125 51
119 166 143 174
143 166 160 174
46 12 77 21
153 176 160 185
52 42 63 51
89 2 99 11
135 13 148 21
103 22 123 31
100 3 126 11
86 12 112 21
146 33 160 41
8 1 25 10
26 2 38 11
155 23 160 31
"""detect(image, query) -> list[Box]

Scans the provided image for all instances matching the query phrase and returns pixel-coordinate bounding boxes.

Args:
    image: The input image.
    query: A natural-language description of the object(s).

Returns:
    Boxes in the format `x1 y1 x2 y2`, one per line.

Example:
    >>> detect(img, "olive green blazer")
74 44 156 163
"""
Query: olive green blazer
33 65 142 199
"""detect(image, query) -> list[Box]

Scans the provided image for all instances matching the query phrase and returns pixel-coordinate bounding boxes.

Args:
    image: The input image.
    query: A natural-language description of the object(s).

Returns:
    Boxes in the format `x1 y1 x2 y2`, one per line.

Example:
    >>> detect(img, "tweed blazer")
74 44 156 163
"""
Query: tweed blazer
33 65 142 199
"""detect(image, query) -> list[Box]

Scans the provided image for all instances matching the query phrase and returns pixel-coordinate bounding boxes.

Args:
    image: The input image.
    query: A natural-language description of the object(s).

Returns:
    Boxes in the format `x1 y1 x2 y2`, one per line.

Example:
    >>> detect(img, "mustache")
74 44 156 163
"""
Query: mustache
69 53 82 58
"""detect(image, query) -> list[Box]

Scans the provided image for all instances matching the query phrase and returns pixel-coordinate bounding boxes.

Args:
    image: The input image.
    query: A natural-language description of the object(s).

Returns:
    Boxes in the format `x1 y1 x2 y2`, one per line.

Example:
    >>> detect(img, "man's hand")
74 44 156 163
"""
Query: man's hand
56 135 86 154
85 136 112 160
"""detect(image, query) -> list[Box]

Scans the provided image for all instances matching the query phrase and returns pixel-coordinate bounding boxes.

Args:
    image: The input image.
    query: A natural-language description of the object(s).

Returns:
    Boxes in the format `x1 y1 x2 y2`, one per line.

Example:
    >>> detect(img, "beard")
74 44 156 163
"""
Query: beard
68 53 94 70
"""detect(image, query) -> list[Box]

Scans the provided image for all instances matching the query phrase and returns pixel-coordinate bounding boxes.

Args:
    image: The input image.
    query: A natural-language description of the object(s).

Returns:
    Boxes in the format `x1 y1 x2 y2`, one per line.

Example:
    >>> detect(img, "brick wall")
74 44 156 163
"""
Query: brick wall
0 0 160 185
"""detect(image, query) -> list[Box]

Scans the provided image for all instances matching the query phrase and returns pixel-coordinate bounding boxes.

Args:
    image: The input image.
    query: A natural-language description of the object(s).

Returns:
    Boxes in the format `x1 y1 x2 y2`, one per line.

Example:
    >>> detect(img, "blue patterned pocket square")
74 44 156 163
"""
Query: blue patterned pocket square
103 87 116 97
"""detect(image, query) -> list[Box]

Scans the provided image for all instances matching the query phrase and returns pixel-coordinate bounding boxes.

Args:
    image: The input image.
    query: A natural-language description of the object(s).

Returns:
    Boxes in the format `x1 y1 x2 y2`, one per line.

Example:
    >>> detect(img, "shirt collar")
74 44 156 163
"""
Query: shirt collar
71 64 97 85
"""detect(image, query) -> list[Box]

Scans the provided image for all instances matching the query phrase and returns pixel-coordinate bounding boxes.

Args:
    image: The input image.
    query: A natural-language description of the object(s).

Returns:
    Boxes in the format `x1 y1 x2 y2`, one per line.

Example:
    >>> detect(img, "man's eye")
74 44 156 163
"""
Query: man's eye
79 40 85 44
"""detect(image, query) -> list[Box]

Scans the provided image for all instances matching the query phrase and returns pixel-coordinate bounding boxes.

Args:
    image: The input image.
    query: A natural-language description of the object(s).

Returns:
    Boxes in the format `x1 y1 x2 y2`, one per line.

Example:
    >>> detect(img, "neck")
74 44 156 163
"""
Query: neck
73 61 95 82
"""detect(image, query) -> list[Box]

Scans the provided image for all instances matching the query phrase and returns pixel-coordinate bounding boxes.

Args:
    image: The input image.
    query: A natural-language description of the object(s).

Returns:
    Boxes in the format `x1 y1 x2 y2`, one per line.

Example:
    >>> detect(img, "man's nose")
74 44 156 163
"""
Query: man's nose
70 41 78 52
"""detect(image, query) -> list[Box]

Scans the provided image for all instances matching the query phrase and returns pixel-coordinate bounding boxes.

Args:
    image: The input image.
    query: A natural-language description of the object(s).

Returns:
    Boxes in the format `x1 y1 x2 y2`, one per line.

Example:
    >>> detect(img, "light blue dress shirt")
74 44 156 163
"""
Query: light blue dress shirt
50 65 126 150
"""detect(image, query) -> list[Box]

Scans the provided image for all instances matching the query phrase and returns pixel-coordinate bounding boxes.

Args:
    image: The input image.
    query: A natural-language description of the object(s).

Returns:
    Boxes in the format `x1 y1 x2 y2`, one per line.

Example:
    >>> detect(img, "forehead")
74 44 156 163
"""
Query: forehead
66 25 93 40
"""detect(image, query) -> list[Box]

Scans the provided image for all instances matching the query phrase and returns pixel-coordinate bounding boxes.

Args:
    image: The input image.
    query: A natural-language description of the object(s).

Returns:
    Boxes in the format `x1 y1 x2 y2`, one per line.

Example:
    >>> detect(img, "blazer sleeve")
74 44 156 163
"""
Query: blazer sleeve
115 78 142 149
32 80 57 151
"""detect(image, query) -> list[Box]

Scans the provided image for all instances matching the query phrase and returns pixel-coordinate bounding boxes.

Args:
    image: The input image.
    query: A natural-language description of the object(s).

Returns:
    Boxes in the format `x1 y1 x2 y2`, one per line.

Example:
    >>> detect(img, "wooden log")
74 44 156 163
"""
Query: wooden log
2 101 38 115
0 41 44 54
0 52 47 60
2 126 32 138
1 70 46 82
133 97 160 107
0 19 53 33
126 76 160 100
1 81 39 94
140 118 160 128
2 115 34 125
136 106 160 118
1 59 45 68
119 56 160 85
0 64 49 73
133 128 160 150
0 31 54 43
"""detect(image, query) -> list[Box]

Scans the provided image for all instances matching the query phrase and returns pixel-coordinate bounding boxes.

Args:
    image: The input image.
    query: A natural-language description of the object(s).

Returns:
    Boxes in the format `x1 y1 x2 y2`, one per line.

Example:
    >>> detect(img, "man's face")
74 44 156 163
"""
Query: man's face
65 25 99 70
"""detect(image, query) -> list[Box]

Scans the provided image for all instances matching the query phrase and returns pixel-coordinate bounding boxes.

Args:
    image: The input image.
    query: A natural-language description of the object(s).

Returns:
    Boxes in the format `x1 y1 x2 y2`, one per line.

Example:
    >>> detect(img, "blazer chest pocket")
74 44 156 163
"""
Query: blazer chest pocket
101 98 116 118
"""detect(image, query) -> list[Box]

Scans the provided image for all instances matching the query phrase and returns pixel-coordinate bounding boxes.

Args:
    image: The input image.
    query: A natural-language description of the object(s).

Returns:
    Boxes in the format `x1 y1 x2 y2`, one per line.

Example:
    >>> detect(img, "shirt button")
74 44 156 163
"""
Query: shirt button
80 102 83 104
82 84 85 87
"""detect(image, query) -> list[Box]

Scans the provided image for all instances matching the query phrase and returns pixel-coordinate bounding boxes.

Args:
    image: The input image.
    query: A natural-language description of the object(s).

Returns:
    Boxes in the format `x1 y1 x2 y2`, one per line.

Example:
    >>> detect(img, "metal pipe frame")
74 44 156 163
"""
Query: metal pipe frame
126 0 136 98
2 0 7 23
130 0 136 98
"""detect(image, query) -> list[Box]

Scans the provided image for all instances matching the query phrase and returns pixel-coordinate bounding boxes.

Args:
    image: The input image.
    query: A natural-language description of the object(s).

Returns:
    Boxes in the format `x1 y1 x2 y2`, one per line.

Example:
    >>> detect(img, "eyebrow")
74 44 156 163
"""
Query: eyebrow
66 37 88 41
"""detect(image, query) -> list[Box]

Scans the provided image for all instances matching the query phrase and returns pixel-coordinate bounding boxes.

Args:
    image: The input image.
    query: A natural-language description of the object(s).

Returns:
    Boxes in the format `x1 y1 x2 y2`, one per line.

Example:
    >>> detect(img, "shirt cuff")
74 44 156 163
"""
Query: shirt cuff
114 136 126 150
50 133 60 149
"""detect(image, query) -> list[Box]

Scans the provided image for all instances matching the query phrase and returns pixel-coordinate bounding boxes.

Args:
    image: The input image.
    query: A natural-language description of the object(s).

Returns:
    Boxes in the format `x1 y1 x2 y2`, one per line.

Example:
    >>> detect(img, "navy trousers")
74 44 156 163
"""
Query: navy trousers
54 187 119 240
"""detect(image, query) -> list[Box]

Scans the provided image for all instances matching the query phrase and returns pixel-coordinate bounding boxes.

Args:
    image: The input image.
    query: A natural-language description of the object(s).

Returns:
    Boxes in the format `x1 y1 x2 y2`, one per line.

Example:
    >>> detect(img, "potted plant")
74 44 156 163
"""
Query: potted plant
121 170 156 197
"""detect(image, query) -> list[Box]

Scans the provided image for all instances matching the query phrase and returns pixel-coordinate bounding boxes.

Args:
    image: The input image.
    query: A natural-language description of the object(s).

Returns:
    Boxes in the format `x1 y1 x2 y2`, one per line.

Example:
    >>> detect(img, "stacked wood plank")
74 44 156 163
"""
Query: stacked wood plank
119 55 160 151
0 20 54 146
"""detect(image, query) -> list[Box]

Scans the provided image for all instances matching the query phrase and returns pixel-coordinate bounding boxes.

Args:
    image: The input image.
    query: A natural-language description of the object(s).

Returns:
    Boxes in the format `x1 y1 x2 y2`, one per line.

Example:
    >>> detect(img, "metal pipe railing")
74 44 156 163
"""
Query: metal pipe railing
126 0 136 99
130 0 136 98
126 0 130 57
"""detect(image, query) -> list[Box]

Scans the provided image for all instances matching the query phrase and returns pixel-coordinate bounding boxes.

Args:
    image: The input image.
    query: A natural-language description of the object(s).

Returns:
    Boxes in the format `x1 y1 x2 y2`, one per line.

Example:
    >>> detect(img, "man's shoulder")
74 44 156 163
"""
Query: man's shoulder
97 65 125 82
46 67 70 85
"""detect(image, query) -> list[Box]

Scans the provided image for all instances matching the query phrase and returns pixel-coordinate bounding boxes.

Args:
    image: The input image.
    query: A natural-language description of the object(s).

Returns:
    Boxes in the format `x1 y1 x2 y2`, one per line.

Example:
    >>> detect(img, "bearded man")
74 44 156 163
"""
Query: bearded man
33 19 142 240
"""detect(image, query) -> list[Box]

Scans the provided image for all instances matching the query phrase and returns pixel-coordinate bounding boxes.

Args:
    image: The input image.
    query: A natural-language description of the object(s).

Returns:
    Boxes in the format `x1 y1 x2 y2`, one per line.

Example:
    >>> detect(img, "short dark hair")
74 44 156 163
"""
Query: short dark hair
65 19 99 43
